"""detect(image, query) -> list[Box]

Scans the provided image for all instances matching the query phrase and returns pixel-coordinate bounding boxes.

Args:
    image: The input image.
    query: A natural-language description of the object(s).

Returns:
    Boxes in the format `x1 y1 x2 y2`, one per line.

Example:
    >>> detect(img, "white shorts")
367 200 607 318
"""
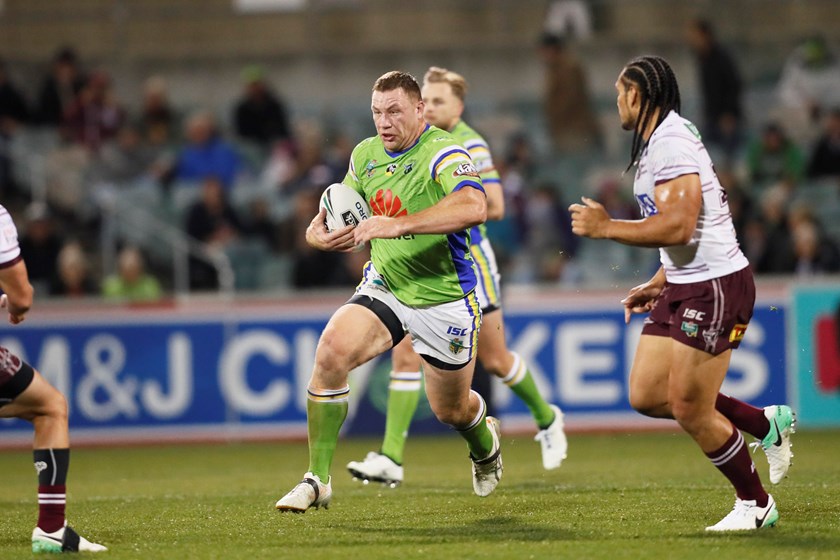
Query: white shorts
351 261 482 369
471 238 502 312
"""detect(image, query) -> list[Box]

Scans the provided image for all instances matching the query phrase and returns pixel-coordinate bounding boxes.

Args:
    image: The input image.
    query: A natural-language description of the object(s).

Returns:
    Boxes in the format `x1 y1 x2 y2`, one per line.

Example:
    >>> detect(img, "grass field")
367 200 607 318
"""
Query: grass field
2 429 839 559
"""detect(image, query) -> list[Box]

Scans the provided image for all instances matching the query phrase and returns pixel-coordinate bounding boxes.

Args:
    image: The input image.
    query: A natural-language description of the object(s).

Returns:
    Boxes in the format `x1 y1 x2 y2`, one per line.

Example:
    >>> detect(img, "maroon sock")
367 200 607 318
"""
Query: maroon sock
37 484 66 533
715 393 770 439
705 425 768 507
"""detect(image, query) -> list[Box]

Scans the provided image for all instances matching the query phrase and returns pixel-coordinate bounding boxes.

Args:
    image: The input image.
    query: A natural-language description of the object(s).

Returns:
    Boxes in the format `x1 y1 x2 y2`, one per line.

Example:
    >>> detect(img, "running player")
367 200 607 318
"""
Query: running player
0 205 107 552
275 71 502 512
569 55 794 531
347 67 567 487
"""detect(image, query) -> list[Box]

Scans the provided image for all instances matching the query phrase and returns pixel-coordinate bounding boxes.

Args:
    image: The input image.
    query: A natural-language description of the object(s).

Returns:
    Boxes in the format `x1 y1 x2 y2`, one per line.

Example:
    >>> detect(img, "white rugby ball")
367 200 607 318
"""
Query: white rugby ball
319 183 371 251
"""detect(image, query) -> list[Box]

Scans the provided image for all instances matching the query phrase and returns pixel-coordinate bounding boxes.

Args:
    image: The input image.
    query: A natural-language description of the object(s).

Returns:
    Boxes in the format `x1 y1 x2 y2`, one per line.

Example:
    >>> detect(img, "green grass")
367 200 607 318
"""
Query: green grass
2 429 839 559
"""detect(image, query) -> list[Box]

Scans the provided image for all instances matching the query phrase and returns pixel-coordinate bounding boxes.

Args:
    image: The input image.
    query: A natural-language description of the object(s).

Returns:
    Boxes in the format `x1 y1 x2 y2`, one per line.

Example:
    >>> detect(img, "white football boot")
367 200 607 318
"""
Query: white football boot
750 405 796 484
347 452 404 487
32 522 107 553
275 472 332 513
705 495 779 532
534 404 568 470
471 416 503 497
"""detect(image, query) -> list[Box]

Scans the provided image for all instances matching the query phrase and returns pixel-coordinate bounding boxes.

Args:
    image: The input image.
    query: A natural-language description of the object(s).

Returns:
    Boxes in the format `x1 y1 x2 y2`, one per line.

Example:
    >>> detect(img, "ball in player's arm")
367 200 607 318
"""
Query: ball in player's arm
568 56 795 532
276 70 504 512
0 207 106 552
346 67 567 488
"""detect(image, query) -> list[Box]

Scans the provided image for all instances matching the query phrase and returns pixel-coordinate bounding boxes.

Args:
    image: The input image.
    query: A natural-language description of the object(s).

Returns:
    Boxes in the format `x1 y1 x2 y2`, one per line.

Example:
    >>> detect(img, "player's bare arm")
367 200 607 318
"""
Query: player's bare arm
484 181 505 221
0 260 34 324
305 207 359 252
569 173 702 247
620 266 666 324
353 186 486 244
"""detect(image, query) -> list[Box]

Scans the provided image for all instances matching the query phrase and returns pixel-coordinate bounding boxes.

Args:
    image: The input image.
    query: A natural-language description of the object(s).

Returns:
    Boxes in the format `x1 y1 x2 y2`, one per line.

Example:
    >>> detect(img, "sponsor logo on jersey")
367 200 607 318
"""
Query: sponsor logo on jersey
681 321 699 337
385 163 398 176
729 323 748 343
369 189 408 218
403 161 414 174
448 337 465 355
452 162 479 178
365 159 377 178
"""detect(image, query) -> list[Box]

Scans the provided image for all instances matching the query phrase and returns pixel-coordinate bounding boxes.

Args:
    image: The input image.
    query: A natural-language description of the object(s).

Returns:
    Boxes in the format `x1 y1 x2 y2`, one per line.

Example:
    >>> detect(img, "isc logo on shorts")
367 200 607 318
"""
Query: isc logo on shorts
682 308 706 321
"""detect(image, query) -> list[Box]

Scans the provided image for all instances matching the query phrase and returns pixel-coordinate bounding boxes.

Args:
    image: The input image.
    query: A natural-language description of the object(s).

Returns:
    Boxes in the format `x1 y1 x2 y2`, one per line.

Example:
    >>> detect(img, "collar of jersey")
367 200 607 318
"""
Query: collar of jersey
383 124 430 158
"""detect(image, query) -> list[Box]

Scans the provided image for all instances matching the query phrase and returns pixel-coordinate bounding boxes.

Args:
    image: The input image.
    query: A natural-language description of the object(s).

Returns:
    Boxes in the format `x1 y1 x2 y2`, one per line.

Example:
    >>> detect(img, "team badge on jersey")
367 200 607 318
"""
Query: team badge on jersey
365 160 377 178
403 161 414 174
452 162 479 178
385 163 398 176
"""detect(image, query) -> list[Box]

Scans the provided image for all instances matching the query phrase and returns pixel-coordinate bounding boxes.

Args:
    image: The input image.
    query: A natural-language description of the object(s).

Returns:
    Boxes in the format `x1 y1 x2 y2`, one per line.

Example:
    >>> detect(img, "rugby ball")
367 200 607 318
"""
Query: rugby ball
319 183 371 251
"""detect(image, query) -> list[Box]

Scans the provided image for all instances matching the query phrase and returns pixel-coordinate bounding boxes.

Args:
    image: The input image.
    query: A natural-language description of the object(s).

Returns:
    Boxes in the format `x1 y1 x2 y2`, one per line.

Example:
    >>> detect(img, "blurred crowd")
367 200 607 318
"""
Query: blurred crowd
0 18 839 300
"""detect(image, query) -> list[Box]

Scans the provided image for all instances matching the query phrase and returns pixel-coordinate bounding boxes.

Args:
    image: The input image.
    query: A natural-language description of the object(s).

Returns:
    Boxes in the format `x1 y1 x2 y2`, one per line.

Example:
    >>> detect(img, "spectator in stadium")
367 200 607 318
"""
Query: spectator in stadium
745 122 805 188
777 35 840 125
139 75 177 148
102 245 162 302
0 58 31 194
62 70 125 153
346 67 567 488
233 64 293 150
790 218 840 276
275 71 501 513
752 183 796 274
18 202 62 296
49 241 98 298
539 32 601 153
569 55 794 531
36 46 85 128
686 19 744 162
184 175 244 290
171 110 240 190
0 204 106 553
89 124 160 186
807 108 840 179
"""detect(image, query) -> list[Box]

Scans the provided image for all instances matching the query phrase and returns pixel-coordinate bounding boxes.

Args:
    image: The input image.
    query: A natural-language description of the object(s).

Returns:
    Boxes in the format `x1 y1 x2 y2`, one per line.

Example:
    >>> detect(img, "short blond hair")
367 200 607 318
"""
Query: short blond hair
423 66 468 102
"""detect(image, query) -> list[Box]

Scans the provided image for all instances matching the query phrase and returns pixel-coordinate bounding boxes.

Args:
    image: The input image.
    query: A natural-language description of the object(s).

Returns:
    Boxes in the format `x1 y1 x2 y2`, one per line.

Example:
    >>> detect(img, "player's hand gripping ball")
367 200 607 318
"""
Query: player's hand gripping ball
319 183 371 252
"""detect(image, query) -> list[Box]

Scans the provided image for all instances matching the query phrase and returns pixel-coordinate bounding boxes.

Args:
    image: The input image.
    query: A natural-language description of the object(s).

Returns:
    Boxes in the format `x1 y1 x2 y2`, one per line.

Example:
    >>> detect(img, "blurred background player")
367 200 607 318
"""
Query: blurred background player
275 71 501 512
569 55 795 531
347 67 567 487
0 205 106 553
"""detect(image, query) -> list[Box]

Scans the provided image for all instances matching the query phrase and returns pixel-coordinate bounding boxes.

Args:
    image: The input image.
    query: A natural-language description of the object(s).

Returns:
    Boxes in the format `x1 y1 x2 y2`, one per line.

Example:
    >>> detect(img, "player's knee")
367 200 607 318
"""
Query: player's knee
314 331 355 376
429 402 469 427
669 396 702 428
40 389 68 423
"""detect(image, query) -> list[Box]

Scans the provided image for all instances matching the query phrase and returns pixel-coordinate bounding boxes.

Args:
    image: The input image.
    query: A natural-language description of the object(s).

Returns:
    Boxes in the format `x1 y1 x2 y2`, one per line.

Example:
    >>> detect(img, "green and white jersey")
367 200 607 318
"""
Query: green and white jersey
343 124 484 306
450 120 501 245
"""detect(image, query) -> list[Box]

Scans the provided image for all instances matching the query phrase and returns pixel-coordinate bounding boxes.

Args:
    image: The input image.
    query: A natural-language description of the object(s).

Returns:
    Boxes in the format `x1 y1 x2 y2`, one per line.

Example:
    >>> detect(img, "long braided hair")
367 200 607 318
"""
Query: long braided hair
620 56 682 172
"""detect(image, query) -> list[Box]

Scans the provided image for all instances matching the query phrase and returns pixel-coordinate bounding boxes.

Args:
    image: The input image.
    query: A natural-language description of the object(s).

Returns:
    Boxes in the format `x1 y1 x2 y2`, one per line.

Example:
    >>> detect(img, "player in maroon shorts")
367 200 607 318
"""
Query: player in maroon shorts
0 205 106 553
569 55 795 531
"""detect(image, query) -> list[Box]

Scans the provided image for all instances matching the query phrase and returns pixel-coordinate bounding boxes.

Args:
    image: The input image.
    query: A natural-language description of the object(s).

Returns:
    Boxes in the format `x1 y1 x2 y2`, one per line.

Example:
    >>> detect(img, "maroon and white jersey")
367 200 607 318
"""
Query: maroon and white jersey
0 205 22 269
633 111 748 283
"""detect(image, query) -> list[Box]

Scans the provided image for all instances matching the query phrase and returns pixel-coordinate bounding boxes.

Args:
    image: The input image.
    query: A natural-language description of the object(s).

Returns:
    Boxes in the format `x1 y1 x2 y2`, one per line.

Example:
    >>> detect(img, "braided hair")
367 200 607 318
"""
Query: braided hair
619 56 682 172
